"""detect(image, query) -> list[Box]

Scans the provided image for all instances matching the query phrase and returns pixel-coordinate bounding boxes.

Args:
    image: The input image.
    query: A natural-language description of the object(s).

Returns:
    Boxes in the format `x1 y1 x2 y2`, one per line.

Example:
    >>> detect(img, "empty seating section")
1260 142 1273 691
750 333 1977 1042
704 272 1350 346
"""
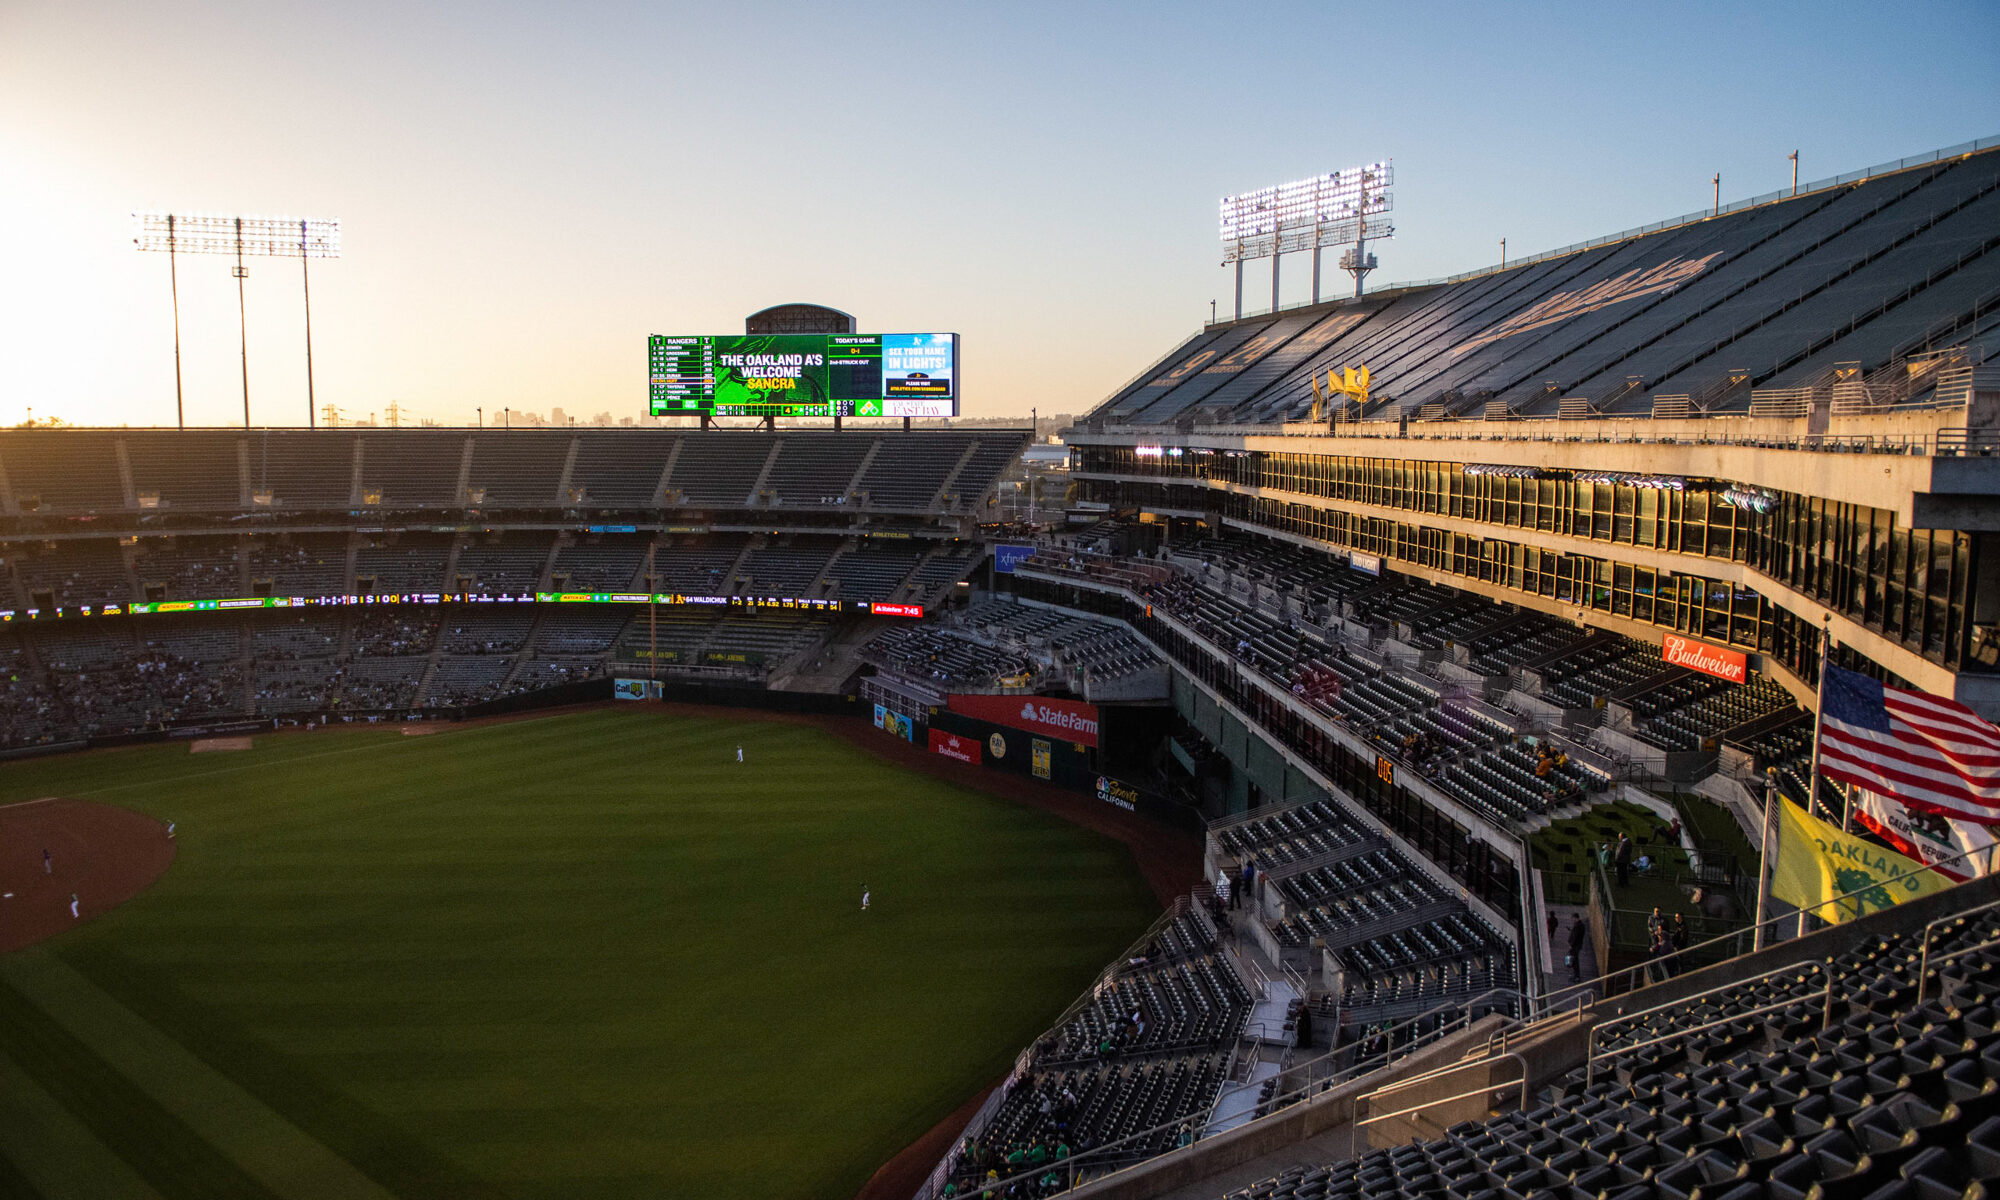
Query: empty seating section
1050 957 1251 1061
864 624 1032 688
907 547 980 598
1217 801 1368 871
1535 636 1656 709
1435 742 1605 826
465 432 569 507
356 535 451 592
949 439 1027 506
650 536 745 593
825 545 922 601
666 436 770 505
567 435 667 506
765 438 870 505
536 608 633 654
1217 900 2000 1200
701 614 828 670
453 533 552 594
738 542 835 594
128 433 242 509
1638 673 1794 752
137 616 241 663
246 433 354 508
863 596 1158 687
424 655 517 706
357 431 463 507
1082 149 2000 427
1273 850 1446 949
442 609 535 654
552 537 647 590
12 539 131 607
132 536 243 598
1334 911 1515 1012
1468 613 1586 677
0 432 124 512
1729 712 1817 805
249 614 342 661
857 433 971 509
249 536 349 595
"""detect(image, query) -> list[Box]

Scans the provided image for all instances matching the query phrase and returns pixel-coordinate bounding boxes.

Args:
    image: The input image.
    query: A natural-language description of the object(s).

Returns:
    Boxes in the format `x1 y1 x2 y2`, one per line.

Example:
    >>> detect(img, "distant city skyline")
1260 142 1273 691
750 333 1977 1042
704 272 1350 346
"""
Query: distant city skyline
1 0 1994 429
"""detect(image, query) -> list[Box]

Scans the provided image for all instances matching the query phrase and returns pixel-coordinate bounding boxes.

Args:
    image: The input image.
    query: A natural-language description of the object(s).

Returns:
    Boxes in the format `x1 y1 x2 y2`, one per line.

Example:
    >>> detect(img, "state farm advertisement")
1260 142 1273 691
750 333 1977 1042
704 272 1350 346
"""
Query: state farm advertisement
947 693 1101 748
1660 634 1748 684
928 728 982 765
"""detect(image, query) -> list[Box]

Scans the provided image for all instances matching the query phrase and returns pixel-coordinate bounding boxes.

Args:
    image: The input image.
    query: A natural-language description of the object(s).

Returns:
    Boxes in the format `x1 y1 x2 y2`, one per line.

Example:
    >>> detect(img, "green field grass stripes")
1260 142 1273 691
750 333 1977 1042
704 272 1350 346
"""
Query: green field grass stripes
0 1059 166 1200
0 710 1158 1198
0 953 394 1200
60 946 511 1200
0 968 278 1200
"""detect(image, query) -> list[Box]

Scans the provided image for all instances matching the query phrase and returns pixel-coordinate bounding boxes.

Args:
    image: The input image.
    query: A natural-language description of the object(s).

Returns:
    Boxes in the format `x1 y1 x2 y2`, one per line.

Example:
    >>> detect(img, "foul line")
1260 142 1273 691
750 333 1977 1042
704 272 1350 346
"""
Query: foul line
0 798 58 811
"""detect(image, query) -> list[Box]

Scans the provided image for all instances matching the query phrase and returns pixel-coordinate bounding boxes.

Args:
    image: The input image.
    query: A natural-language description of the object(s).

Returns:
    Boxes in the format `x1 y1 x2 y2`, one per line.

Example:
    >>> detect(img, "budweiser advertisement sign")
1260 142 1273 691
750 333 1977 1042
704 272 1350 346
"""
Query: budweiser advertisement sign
928 728 982 765
1661 634 1747 684
948 693 1101 748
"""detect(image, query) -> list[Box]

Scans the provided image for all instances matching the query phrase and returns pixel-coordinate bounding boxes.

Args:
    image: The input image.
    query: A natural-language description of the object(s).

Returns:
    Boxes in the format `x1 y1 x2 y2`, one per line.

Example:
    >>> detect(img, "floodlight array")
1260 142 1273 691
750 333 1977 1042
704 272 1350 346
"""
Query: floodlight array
1219 162 1392 243
133 212 341 258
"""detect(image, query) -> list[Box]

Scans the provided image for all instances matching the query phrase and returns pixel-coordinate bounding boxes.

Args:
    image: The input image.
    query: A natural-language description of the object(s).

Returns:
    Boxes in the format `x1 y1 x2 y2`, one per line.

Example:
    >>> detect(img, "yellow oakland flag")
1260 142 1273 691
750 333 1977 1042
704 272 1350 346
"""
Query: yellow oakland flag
1771 797 1952 922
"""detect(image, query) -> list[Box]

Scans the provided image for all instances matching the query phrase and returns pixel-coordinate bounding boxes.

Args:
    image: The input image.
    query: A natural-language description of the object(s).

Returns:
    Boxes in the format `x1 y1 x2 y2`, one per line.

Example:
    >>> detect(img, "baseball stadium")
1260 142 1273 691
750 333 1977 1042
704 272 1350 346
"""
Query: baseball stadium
7 50 2000 1200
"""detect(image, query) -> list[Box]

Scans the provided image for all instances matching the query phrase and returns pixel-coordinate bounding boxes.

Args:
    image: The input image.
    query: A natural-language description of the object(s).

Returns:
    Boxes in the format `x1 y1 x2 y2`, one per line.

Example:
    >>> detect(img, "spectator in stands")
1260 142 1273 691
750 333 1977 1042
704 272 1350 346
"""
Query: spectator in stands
1671 913 1690 959
1614 833 1634 886
1239 859 1255 909
1567 916 1588 983
1216 869 1234 911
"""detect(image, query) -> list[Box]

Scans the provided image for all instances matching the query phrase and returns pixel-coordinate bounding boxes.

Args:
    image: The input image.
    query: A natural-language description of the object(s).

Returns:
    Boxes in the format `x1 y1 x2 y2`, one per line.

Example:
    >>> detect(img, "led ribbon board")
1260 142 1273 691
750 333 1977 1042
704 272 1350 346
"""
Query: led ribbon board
0 593 924 622
648 333 958 418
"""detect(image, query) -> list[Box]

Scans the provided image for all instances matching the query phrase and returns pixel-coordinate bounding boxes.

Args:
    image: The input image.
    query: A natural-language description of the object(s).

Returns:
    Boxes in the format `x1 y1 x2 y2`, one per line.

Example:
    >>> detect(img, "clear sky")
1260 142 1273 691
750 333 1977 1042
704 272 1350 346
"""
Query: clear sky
2 1 1994 429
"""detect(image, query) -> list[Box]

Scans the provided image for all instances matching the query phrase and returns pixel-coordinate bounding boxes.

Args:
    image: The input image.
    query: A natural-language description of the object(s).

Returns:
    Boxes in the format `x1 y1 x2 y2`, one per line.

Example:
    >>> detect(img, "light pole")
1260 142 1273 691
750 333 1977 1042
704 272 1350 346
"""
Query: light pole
1789 150 1799 196
134 212 340 429
1499 238 1506 269
476 407 483 428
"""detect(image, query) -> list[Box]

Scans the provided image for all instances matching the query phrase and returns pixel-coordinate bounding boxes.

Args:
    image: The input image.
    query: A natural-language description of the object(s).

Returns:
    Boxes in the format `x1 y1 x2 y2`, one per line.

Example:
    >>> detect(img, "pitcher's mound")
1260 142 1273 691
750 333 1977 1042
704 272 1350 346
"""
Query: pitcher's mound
0 798 175 952
189 736 253 752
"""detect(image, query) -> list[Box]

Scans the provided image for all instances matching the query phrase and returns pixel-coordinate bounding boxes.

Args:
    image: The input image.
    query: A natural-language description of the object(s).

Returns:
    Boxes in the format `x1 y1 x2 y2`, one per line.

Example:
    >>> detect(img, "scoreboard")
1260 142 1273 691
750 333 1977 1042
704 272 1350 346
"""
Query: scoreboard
649 332 958 418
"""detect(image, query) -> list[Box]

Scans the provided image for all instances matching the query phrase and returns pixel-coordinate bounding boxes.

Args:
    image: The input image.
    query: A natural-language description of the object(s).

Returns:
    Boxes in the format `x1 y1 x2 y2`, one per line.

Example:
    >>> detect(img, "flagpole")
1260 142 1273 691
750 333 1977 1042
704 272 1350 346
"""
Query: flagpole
1805 615 1845 831
1754 767 1778 951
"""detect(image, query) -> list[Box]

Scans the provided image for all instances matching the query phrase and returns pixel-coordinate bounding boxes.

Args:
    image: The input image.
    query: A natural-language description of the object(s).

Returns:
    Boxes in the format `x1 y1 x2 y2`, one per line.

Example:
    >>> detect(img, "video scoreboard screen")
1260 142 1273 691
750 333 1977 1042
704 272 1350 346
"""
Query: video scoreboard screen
648 332 958 418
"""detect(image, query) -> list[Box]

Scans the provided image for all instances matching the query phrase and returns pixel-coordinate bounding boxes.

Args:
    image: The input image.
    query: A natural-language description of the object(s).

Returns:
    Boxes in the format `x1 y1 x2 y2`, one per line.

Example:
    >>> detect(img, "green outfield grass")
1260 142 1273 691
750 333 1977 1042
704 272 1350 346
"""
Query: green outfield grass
0 708 1159 1199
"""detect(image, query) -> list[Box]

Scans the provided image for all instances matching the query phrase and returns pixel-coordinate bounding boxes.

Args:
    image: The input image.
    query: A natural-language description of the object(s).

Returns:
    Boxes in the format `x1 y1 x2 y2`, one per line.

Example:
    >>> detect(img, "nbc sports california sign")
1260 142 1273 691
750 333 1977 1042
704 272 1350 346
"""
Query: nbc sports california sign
947 693 1101 748
1660 634 1747 685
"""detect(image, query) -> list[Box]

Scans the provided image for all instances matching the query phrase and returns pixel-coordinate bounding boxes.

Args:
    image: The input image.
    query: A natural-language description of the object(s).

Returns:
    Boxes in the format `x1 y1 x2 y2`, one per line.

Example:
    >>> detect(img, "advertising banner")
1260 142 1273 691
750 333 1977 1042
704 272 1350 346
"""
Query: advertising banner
1349 551 1381 577
873 703 915 741
928 728 982 765
1031 738 1052 780
1660 634 1748 684
947 693 1100 748
613 679 661 701
993 544 1037 574
1094 775 1139 812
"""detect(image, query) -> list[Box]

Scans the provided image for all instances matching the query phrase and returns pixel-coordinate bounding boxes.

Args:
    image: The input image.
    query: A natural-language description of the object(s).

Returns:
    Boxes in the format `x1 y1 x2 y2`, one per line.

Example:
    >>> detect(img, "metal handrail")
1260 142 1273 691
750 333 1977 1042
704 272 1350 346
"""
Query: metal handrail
1356 1051 1530 1128
1916 929 2000 1004
1915 894 2000 1002
1583 961 1832 1086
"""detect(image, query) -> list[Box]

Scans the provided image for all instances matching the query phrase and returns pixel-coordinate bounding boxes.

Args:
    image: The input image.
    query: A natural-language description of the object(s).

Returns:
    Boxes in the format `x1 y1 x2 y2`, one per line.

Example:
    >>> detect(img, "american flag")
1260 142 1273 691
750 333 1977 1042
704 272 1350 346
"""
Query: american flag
1818 664 2000 825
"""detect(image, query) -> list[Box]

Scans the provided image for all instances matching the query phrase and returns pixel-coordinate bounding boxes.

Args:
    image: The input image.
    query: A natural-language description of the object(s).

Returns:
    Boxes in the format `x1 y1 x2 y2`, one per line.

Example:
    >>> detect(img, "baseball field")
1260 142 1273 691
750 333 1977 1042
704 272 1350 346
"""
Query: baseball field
0 706 1162 1199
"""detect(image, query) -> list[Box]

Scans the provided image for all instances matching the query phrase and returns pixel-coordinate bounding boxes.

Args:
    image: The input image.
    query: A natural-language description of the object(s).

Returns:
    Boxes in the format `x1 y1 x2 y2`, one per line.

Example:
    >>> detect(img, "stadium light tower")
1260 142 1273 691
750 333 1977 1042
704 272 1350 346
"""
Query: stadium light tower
134 212 341 429
1219 161 1394 318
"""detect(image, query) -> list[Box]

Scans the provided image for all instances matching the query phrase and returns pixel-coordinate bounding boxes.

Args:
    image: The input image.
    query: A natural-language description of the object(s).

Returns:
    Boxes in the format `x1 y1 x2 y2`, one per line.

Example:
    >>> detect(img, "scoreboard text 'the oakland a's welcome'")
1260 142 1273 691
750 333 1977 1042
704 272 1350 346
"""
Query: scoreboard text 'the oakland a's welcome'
648 333 958 418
